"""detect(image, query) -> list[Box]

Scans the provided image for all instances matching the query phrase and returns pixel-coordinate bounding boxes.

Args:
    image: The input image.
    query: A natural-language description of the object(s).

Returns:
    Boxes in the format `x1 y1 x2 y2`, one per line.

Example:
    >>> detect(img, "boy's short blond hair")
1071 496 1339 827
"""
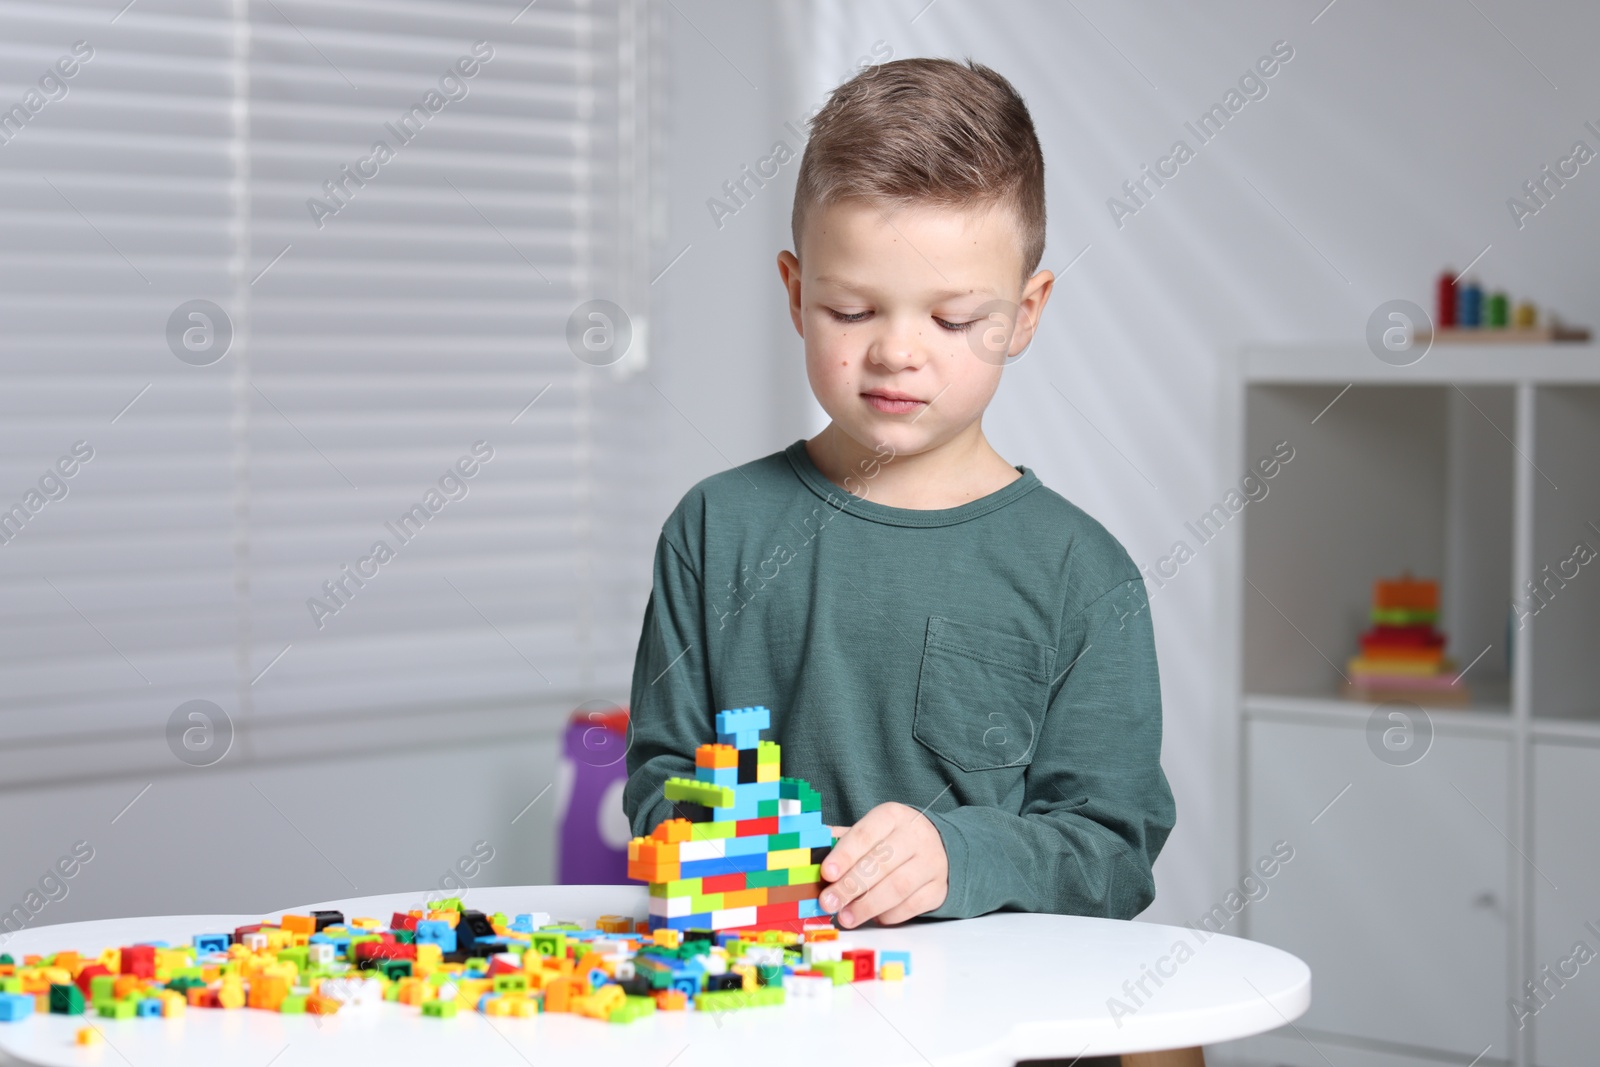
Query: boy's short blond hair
791 56 1047 282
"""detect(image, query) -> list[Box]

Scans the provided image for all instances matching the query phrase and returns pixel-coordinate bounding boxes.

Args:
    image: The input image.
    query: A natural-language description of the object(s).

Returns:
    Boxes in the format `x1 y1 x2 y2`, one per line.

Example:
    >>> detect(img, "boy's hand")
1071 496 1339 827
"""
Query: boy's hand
819 802 948 928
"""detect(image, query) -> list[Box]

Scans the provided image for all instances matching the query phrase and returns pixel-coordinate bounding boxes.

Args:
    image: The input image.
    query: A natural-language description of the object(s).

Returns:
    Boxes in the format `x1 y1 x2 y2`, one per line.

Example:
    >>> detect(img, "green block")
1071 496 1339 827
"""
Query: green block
493 974 529 993
757 799 779 818
378 960 413 982
434 897 464 913
756 963 785 986
609 994 657 1023
384 983 401 1002
392 930 416 945
663 777 734 808
277 947 309 969
464 958 489 973
170 968 204 983
690 821 736 840
756 741 781 764
166 976 206 993
779 777 802 799
530 932 567 958
687 893 724 914
347 934 383 947
279 995 306 1015
814 960 854 986
787 864 821 885
98 1000 137 1020
745 868 790 889
426 972 455 988
767 832 800 851
800 785 821 812
49 984 85 1015
490 912 508 929
541 922 583 932
653 877 701 898
0 978 19 994
89 975 118 1003
695 986 785 1012
421 999 458 1018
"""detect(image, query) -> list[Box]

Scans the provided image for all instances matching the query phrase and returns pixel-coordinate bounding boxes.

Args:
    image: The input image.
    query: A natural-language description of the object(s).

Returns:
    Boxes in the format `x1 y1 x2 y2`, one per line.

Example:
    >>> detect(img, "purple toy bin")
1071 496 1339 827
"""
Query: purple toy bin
553 703 633 884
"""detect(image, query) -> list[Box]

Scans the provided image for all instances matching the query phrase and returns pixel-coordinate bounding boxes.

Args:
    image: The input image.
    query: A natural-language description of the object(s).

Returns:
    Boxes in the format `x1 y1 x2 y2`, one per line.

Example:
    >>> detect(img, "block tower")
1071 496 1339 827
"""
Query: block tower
627 706 836 932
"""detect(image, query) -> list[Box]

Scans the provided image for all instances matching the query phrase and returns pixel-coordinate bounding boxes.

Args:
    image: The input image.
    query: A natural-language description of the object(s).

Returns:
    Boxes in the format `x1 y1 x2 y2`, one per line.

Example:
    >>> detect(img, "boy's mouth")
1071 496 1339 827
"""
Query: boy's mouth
861 389 926 415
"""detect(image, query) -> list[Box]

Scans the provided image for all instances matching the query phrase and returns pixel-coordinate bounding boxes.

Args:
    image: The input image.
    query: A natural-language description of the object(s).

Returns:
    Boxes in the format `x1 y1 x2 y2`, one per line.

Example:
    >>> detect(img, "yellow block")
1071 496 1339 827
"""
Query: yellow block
767 847 811 870
880 962 904 981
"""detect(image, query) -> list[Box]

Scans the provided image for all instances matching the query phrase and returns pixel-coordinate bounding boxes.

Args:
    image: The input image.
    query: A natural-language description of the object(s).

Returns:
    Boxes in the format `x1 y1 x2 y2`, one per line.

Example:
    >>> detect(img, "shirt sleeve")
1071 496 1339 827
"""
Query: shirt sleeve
623 530 717 839
920 578 1175 920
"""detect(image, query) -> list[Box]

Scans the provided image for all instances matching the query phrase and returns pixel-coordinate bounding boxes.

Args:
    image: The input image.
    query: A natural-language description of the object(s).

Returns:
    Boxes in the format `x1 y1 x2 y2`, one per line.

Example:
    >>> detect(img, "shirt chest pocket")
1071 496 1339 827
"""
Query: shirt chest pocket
912 616 1057 772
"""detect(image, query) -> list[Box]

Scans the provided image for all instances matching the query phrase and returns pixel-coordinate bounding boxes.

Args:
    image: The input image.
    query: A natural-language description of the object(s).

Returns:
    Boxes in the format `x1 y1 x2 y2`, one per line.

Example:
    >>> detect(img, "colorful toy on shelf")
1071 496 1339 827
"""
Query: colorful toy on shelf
628 706 834 933
1345 575 1469 705
1427 269 1590 343
0 894 908 1028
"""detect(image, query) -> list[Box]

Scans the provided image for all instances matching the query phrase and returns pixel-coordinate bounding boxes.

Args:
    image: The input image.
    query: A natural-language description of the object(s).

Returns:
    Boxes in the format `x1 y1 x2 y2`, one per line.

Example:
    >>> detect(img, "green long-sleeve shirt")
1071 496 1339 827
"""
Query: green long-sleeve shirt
623 440 1175 920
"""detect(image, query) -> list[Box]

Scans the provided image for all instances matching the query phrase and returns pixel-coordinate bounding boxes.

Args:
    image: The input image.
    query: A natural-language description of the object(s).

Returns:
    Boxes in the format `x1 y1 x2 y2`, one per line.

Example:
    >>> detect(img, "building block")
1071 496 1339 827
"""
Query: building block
876 953 915 979
0 993 34 1022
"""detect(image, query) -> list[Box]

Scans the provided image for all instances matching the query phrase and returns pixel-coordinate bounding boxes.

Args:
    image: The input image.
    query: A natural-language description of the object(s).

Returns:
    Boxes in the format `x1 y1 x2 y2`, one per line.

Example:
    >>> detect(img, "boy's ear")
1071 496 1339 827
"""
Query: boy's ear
1011 269 1055 354
777 250 805 337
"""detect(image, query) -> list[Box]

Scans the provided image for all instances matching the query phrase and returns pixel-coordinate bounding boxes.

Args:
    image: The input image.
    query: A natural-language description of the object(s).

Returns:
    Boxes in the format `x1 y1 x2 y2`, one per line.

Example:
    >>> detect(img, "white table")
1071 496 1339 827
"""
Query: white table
0 886 1309 1067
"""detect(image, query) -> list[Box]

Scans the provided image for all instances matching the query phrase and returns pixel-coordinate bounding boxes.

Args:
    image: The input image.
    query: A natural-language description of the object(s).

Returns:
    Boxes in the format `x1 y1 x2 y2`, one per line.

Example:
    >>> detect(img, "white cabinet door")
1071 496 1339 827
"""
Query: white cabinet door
1531 740 1600 1067
1244 715 1511 1059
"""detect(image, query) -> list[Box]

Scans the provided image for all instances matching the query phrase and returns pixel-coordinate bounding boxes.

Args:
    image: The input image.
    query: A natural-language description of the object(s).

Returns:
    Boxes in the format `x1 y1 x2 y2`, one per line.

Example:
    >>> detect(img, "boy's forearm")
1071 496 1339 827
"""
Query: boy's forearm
922 803 1164 920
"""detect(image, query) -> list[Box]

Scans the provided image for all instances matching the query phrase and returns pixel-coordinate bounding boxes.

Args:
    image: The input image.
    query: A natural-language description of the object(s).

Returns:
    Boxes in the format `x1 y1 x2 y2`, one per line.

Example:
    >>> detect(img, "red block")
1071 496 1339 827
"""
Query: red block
841 948 875 982
701 873 746 894
754 900 799 924
390 912 419 932
120 945 156 977
233 923 263 944
74 963 110 995
354 941 415 962
487 957 520 976
736 817 779 836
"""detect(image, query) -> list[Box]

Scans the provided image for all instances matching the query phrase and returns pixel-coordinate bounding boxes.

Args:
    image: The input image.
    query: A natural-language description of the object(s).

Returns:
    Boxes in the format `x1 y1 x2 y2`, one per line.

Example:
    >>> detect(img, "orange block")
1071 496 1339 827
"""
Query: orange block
627 861 680 883
721 888 767 909
695 743 738 769
280 915 316 936
544 976 575 1013
653 988 688 1010
650 819 692 844
249 975 289 1011
306 995 340 1016
1374 577 1437 612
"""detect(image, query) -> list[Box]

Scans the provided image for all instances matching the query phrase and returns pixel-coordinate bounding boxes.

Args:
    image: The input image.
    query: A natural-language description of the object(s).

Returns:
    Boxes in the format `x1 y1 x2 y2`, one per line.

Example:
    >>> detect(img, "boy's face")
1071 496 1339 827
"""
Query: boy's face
777 198 1052 460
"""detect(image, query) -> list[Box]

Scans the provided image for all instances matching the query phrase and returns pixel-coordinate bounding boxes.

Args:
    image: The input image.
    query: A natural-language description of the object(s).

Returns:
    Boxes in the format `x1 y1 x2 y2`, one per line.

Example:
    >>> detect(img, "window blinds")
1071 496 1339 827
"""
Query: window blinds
0 0 664 786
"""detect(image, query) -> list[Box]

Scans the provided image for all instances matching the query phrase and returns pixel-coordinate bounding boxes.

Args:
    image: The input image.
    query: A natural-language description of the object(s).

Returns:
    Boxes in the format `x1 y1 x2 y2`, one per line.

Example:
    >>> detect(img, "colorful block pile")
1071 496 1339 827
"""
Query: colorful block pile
1345 575 1468 704
0 897 908 1033
629 706 835 932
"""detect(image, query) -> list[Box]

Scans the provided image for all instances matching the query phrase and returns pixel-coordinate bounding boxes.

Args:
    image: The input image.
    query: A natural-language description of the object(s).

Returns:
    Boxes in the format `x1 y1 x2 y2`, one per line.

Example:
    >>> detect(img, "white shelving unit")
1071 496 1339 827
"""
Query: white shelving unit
1215 344 1600 1067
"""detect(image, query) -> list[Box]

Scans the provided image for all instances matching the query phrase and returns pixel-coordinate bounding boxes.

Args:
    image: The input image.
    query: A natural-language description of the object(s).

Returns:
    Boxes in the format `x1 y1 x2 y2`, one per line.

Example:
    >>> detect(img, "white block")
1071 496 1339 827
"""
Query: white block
711 906 757 929
778 798 801 816
677 839 728 862
648 894 694 918
802 941 842 964
784 972 832 998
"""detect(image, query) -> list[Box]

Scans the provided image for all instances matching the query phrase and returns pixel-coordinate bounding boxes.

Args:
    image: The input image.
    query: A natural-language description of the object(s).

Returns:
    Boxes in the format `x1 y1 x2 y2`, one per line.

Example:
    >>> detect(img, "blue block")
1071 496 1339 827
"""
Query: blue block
136 999 164 1018
797 898 825 919
0 993 34 1022
414 920 457 953
696 765 738 787
878 950 912 976
798 826 835 848
723 834 770 856
650 911 713 931
730 781 780 802
778 811 824 834
193 933 231 954
715 706 771 738
678 852 769 879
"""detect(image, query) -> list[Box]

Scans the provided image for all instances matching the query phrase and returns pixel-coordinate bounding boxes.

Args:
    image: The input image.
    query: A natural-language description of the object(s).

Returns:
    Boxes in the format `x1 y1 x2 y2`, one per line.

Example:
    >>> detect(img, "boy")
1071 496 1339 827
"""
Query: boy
625 57 1175 936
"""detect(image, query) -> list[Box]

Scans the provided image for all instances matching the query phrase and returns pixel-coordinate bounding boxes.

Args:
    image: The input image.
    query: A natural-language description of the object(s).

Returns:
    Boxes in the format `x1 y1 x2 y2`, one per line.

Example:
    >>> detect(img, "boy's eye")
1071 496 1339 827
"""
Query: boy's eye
825 308 976 332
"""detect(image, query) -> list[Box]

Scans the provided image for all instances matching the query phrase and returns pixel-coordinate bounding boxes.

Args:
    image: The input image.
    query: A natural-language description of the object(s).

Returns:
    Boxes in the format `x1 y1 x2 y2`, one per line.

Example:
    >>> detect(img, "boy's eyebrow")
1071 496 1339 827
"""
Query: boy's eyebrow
813 275 990 301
